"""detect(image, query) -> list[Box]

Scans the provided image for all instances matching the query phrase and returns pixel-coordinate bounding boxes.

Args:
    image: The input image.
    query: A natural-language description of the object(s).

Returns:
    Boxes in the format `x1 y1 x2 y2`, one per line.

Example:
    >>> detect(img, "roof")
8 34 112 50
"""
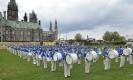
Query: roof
5 20 42 29
43 31 54 37
0 12 5 23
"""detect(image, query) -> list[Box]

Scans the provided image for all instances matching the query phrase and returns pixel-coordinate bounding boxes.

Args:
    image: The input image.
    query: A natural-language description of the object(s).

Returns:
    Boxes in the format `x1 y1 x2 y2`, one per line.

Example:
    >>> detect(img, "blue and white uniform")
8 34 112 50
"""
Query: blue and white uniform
50 49 56 72
103 46 111 70
119 45 125 68
41 50 48 68
84 48 91 74
76 49 82 64
63 47 71 78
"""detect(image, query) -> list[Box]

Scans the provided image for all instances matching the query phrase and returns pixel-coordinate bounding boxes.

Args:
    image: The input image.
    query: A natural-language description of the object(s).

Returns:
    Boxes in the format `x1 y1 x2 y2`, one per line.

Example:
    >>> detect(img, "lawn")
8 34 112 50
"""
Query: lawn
0 49 133 80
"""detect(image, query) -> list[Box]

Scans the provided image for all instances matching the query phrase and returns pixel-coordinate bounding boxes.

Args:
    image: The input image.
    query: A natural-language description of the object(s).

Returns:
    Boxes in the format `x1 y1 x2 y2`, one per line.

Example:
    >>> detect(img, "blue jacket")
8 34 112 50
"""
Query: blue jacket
41 52 48 57
61 51 66 62
103 50 108 57
119 48 123 55
83 51 88 59
76 50 82 55
50 51 55 59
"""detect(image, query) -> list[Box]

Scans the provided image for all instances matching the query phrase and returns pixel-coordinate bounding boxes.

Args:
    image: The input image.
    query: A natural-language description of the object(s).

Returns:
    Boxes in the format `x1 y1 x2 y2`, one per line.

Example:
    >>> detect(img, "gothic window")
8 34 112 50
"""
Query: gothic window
28 31 30 35
36 33 38 35
6 36 8 41
21 31 23 35
12 30 15 34
6 30 8 34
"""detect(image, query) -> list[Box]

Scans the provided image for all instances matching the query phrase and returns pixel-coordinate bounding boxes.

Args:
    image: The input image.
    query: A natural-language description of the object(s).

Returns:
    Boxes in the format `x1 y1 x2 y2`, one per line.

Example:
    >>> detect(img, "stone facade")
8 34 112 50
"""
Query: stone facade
0 0 58 42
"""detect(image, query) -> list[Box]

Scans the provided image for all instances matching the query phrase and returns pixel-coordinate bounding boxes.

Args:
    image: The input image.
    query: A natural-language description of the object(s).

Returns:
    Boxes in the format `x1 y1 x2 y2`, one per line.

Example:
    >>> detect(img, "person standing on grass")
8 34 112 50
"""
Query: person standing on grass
62 47 71 78
115 47 119 63
36 48 41 66
103 46 111 70
76 48 82 65
83 48 91 74
50 48 56 72
129 46 133 65
119 45 125 68
41 49 48 69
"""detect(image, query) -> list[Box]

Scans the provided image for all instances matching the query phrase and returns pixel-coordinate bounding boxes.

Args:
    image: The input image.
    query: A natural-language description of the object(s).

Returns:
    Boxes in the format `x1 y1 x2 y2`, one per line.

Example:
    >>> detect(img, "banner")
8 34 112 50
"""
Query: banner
43 42 56 46
0 42 40 46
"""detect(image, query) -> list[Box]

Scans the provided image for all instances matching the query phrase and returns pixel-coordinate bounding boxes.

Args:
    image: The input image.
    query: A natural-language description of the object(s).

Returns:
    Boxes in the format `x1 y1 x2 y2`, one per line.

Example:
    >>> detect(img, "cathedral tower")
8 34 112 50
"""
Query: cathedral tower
54 19 58 41
7 0 18 21
49 21 52 31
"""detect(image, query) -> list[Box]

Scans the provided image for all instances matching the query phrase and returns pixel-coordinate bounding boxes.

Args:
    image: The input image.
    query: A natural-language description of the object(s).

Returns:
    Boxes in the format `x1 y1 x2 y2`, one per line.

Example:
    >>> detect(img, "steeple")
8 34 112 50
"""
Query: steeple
24 12 27 22
49 21 52 31
54 19 58 29
54 19 58 41
9 0 17 7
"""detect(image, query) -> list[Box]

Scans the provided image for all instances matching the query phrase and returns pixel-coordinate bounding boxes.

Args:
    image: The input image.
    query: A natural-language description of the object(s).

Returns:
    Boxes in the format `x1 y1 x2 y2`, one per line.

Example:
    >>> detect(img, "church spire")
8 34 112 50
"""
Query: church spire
49 21 52 31
54 19 58 29
54 19 58 41
24 12 27 22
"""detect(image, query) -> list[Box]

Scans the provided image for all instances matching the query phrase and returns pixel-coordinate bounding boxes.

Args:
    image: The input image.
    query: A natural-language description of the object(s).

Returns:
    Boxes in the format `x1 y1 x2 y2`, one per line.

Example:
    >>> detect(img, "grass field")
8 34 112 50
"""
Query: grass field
0 49 133 80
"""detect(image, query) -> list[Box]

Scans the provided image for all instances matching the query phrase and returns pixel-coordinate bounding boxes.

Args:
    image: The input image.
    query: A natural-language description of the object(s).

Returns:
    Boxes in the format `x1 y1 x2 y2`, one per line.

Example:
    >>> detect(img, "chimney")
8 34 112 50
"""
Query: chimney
3 11 6 20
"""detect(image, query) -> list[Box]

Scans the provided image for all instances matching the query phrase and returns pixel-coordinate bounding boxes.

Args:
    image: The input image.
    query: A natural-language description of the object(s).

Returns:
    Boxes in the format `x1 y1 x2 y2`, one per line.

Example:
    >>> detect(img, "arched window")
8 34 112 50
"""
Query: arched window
28 31 30 35
6 30 8 34
21 31 23 35
12 30 15 34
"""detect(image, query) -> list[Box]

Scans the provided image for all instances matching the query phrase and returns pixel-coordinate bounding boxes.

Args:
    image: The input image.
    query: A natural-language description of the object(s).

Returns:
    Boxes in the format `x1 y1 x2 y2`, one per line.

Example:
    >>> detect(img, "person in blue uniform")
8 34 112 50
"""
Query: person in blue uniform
83 48 91 74
76 48 82 64
41 49 48 69
62 47 71 78
115 47 119 63
50 48 56 72
119 45 125 68
103 46 111 70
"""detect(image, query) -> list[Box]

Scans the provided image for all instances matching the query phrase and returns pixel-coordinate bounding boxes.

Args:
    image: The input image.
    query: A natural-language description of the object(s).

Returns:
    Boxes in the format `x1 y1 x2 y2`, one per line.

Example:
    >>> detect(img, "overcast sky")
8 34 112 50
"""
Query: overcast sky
0 0 133 40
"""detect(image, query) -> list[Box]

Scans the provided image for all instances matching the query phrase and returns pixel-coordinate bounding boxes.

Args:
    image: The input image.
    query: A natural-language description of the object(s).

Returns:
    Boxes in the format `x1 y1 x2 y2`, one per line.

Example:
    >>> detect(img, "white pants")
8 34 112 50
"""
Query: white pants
85 59 91 73
51 59 56 71
70 64 73 69
78 54 81 64
120 55 125 67
59 61 63 67
27 55 30 62
104 57 111 70
127 56 129 61
17 50 20 56
64 61 70 77
115 57 118 63
23 52 26 59
43 57 47 68
14 50 17 55
36 55 40 66
20 51 22 58
129 55 133 65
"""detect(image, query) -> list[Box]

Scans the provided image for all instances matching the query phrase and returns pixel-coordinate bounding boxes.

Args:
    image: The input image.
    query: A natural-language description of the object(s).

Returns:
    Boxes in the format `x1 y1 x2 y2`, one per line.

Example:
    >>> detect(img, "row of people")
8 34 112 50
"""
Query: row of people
8 45 133 78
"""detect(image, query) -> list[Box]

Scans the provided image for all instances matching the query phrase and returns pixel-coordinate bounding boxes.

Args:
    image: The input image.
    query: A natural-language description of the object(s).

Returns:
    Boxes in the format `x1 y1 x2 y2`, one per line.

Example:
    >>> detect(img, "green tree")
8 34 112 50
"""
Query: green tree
102 31 122 41
74 33 83 42
102 31 111 41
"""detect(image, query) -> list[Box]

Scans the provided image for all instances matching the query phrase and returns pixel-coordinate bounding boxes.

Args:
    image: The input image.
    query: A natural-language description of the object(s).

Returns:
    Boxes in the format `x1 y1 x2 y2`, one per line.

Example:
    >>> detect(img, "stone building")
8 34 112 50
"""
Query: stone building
0 0 58 42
